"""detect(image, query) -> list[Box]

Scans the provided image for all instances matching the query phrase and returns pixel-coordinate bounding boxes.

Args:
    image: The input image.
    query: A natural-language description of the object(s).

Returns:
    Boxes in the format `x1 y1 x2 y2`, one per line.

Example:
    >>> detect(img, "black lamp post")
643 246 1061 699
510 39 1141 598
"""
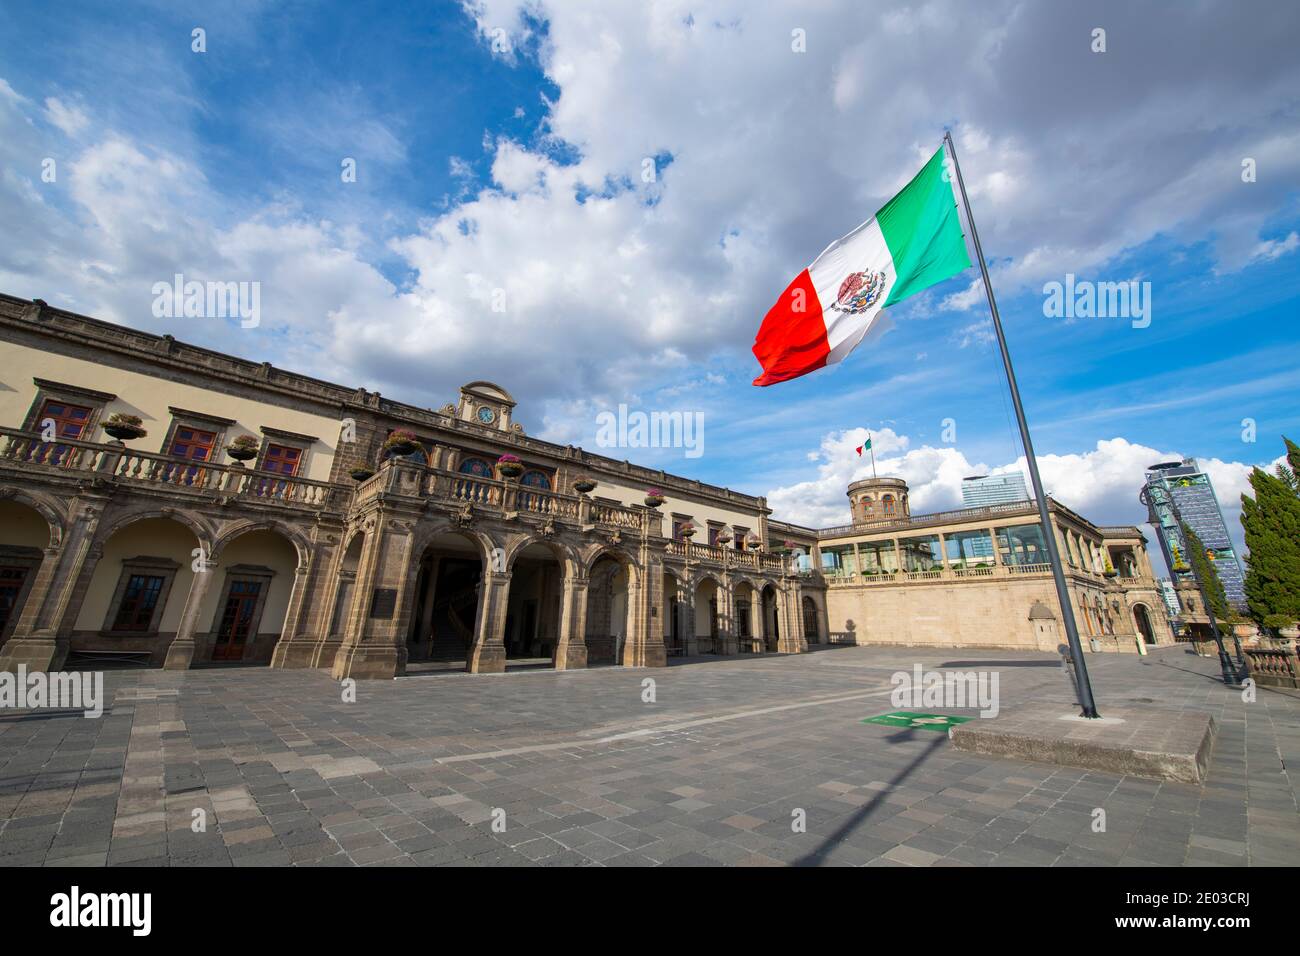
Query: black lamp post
1140 484 1243 686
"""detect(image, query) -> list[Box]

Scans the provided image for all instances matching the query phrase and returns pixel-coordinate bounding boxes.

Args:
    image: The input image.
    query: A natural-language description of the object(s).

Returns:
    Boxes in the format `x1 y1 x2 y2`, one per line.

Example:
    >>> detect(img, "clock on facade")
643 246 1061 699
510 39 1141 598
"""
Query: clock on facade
476 405 496 425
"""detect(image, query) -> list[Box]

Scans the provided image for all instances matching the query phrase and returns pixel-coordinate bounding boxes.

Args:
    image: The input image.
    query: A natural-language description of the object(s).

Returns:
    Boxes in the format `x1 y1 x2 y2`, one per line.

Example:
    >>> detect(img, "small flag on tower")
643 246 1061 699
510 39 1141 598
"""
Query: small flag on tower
856 437 872 456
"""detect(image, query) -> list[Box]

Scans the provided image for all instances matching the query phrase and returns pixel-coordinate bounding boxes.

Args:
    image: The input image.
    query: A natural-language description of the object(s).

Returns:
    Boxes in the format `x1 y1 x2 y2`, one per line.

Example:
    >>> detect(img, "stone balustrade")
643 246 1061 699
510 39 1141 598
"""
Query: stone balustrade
0 426 346 510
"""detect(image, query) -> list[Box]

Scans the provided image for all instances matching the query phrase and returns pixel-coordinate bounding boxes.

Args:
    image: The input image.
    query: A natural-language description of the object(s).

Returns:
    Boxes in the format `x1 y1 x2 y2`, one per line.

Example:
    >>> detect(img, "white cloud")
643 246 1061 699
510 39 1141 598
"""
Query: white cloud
1250 230 1299 263
2 0 1298 457
43 97 88 136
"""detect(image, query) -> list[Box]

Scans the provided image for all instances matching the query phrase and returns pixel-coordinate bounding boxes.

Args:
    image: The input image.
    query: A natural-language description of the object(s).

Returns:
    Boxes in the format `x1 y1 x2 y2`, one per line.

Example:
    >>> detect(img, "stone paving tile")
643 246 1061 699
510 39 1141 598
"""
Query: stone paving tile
1 644 1297 867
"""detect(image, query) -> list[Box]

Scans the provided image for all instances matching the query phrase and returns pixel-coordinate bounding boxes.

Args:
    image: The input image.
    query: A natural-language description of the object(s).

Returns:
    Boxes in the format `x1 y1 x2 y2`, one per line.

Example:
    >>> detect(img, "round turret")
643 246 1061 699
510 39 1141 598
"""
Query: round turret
847 476 910 526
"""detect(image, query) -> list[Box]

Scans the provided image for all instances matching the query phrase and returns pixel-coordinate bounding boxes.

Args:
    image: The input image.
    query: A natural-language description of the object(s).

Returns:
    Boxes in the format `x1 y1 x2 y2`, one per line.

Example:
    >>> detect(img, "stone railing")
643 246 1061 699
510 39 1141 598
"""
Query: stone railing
356 458 650 534
823 563 1060 587
662 538 790 574
1243 646 1299 688
0 427 347 510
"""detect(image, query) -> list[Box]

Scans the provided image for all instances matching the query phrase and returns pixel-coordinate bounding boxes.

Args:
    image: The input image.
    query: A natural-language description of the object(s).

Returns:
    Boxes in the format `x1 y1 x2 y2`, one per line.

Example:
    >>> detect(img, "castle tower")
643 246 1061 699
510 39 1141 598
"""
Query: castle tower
847 476 910 526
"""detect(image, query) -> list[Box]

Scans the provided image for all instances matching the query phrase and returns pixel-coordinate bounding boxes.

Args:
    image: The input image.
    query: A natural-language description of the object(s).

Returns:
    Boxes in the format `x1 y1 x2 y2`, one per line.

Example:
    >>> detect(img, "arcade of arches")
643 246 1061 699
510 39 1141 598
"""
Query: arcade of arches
0 487 811 678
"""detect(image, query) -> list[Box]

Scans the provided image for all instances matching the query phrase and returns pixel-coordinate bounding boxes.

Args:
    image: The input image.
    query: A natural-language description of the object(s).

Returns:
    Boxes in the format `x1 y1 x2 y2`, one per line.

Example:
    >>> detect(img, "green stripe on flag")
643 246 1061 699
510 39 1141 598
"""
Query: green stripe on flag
877 146 972 308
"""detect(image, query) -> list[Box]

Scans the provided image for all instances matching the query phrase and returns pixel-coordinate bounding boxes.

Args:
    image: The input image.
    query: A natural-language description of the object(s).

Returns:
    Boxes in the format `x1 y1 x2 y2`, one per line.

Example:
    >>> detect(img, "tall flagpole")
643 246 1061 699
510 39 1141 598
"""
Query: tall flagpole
868 431 877 478
944 129 1100 718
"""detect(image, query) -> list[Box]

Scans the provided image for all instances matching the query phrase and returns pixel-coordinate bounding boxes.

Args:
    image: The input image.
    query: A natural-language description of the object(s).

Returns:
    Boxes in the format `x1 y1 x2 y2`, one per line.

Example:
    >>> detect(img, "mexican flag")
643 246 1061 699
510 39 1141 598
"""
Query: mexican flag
856 436 871 456
752 145 972 386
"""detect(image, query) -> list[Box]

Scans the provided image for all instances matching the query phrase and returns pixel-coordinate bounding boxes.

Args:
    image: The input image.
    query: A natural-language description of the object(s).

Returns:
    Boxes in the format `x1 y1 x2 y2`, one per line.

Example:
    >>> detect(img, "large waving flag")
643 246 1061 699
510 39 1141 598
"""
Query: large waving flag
752 146 972 386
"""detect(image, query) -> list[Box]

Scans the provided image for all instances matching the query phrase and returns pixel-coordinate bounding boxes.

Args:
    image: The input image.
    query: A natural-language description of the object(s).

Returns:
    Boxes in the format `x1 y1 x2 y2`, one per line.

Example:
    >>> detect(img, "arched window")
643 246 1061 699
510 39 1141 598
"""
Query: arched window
519 469 552 512
459 457 492 478
862 498 874 518
882 495 896 516
520 470 550 490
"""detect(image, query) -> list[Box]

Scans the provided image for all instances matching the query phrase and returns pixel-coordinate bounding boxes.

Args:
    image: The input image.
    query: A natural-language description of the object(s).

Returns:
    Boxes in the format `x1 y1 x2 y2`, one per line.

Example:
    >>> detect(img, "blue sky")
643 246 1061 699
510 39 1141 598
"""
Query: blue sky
1 1 1297 564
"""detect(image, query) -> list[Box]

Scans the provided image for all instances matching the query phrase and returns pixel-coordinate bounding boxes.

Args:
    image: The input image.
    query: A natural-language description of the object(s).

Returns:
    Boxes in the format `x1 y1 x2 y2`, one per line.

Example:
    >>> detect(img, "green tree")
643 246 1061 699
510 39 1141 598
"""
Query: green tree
1181 521 1236 625
1240 452 1300 624
1274 436 1300 494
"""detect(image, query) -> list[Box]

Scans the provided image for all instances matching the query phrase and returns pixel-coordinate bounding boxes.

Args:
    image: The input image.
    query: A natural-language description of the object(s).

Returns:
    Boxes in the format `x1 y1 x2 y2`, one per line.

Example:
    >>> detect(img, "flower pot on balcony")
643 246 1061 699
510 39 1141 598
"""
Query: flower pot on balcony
1104 569 1118 578
573 477 597 495
496 455 524 479
381 429 420 459
225 437 259 462
101 415 147 442
644 489 665 508
680 526 696 538
349 467 375 482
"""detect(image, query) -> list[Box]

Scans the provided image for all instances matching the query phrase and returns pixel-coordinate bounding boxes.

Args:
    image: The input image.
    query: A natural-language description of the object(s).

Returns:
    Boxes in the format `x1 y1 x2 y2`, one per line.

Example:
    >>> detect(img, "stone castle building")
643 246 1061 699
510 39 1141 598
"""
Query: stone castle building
0 294 1171 679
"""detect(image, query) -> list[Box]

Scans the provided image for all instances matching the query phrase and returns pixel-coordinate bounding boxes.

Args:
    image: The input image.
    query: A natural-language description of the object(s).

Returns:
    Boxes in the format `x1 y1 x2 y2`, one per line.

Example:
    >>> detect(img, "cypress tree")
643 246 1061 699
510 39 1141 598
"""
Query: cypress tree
1181 521 1235 625
1240 454 1300 625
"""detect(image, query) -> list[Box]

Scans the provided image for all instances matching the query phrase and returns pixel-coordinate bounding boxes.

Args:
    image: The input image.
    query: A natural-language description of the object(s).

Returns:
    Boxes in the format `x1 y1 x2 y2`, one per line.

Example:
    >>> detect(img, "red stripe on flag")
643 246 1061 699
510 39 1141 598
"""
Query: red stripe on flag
751 269 829 386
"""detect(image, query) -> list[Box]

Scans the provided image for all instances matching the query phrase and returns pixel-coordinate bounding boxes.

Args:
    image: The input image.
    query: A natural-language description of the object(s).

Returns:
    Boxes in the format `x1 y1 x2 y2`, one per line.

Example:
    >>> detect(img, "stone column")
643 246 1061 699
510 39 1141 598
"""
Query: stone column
270 558 313 659
621 554 667 668
467 571 511 673
272 529 334 669
311 569 354 669
0 498 106 673
776 584 804 654
331 514 415 680
554 571 589 670
716 579 738 655
163 559 220 670
988 527 1004 569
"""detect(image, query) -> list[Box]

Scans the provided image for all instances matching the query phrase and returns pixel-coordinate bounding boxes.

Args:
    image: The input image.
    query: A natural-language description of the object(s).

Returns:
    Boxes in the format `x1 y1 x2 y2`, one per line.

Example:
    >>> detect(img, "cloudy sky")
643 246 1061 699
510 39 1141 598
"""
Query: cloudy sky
1 0 1297 569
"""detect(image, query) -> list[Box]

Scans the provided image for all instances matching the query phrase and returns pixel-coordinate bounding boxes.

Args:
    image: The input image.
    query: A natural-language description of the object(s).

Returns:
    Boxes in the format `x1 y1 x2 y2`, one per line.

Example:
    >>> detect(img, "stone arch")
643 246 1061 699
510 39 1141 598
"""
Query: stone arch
407 521 497 567
760 581 781 651
95 505 216 555
403 523 497 665
1132 602 1156 645
0 486 67 548
74 512 206 660
581 543 641 587
692 573 722 653
502 533 578 579
802 595 821 644
199 524 302 663
212 517 312 567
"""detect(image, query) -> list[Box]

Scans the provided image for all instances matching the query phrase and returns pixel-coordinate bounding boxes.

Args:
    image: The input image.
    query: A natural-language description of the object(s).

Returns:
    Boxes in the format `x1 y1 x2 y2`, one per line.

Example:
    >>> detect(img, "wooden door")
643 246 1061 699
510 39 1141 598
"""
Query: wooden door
212 580 261 661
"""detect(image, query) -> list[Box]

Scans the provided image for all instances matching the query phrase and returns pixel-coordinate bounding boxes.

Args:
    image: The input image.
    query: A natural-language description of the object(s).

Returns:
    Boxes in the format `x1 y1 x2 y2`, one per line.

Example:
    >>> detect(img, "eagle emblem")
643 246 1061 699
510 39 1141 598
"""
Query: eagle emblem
832 270 886 315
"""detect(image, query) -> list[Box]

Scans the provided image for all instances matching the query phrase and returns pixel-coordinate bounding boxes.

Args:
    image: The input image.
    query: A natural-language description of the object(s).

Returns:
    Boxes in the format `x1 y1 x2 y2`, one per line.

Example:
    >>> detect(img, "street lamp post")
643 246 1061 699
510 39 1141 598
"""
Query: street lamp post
1140 485 1243 686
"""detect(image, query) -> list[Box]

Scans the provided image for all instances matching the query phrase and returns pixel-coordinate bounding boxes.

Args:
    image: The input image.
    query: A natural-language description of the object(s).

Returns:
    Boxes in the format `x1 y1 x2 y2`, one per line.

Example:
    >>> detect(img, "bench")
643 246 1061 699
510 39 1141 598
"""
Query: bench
65 648 154 668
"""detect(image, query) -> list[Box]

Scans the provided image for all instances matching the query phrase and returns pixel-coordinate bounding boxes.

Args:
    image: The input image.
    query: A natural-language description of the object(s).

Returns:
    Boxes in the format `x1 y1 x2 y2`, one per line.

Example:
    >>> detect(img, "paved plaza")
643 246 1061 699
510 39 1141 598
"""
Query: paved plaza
1 644 1297 867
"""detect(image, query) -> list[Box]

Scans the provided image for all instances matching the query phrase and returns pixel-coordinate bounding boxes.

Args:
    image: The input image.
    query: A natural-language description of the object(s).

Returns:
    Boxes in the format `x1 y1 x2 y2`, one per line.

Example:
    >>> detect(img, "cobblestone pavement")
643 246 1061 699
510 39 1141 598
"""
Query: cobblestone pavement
1 644 1297 867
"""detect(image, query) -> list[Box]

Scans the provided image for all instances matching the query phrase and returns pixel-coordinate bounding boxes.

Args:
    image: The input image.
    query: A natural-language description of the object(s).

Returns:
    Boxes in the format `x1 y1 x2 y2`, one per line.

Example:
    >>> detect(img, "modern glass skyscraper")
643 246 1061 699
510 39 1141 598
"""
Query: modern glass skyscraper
1143 459 1246 607
961 473 1030 507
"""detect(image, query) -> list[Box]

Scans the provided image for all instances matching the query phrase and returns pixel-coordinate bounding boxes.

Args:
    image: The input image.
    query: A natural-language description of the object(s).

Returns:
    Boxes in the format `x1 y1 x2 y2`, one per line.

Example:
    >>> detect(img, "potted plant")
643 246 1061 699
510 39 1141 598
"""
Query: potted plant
573 476 597 495
715 528 732 546
382 429 420 457
644 488 665 508
349 467 375 482
678 522 696 539
495 453 524 479
1265 614 1299 644
225 434 260 462
745 532 762 550
101 413 147 442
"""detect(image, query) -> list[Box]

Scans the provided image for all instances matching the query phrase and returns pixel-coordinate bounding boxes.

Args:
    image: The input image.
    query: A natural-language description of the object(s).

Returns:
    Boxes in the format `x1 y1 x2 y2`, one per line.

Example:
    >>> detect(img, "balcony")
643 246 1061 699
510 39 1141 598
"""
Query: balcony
663 538 787 573
0 427 347 511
